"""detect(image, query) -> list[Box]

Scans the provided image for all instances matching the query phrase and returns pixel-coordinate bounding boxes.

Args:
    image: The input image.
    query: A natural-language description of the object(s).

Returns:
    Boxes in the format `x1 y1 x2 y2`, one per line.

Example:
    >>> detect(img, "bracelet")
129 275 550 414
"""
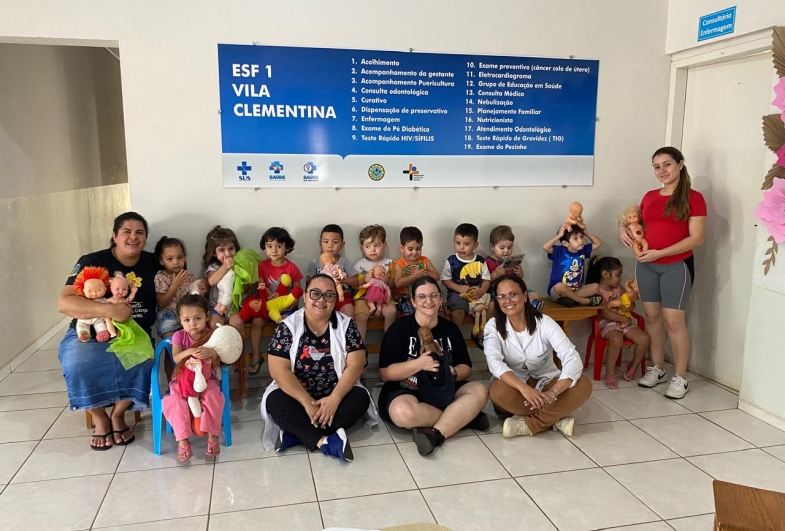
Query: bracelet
549 389 558 403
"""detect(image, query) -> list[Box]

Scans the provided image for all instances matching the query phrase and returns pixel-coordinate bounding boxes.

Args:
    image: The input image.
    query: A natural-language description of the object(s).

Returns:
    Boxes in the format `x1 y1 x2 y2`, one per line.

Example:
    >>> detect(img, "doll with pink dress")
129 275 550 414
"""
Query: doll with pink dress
357 265 391 316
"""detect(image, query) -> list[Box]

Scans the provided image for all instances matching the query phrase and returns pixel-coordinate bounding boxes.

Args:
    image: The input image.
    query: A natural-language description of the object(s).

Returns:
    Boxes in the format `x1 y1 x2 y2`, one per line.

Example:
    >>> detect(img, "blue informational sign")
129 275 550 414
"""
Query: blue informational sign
218 44 599 188
698 6 736 42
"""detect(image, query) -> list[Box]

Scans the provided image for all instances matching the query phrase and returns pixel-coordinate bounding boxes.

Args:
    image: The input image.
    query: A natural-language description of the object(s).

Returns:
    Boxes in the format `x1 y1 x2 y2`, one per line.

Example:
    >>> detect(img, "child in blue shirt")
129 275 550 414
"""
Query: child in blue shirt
543 223 603 307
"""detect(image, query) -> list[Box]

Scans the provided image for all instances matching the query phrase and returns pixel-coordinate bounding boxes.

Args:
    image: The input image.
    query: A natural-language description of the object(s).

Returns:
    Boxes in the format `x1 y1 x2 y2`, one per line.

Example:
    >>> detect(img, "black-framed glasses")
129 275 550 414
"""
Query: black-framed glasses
308 289 337 303
496 291 522 302
414 293 441 303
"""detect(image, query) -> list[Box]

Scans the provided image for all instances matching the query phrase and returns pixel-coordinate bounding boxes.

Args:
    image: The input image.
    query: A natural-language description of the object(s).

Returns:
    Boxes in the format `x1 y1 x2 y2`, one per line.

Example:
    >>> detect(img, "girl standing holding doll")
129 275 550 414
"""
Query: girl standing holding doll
589 257 650 389
154 236 198 338
162 294 225 461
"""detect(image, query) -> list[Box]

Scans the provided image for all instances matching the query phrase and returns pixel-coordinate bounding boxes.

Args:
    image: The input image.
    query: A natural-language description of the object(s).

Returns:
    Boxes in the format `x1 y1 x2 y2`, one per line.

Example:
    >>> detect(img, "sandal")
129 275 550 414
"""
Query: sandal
247 356 263 376
624 363 637 382
90 432 113 451
206 438 221 456
178 440 193 462
604 375 619 389
112 427 136 446
586 295 604 306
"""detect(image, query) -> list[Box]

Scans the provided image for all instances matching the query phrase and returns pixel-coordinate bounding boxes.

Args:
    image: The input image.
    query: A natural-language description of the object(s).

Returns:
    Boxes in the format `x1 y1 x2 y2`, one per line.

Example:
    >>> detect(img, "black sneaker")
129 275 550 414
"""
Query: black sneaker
556 297 576 308
470 331 485 351
465 412 490 431
412 427 445 456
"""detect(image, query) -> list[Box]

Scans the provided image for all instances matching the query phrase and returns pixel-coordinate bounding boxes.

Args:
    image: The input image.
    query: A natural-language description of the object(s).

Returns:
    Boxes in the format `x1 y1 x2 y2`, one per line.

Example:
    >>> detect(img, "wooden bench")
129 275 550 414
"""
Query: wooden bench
713 479 785 531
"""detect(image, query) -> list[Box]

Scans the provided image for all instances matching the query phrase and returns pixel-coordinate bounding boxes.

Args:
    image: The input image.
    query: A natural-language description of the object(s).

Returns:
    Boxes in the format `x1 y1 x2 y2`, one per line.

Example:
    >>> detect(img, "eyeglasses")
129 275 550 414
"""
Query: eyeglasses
414 293 441 303
308 289 337 303
495 291 522 302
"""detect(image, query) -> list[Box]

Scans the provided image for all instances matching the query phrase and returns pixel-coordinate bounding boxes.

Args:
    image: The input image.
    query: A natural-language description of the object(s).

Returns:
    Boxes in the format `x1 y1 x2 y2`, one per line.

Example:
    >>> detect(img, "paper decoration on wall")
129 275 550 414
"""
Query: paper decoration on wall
774 27 785 77
755 28 785 274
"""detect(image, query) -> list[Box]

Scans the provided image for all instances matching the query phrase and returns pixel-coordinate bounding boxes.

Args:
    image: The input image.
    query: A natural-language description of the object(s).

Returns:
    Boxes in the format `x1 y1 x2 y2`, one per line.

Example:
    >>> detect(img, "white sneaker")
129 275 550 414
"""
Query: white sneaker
503 415 533 438
665 375 689 399
638 365 667 388
553 417 575 437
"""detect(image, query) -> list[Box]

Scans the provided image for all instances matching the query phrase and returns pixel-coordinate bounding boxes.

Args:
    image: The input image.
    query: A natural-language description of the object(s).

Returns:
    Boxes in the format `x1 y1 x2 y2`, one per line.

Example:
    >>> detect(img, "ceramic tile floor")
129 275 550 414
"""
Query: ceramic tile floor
2 329 785 531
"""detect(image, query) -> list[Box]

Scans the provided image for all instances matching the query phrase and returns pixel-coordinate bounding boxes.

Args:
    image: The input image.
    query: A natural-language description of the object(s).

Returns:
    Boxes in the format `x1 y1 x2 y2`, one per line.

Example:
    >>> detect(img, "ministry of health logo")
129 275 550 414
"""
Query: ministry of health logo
269 161 284 174
237 161 252 177
368 164 385 181
303 162 317 174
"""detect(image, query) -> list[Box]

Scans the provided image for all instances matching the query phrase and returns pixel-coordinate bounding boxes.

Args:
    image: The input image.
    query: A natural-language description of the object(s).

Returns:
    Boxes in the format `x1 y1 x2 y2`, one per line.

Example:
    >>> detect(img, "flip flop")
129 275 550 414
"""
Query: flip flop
90 432 113 451
178 440 193 462
206 438 221 456
112 427 136 446
604 375 619 389
587 295 604 306
247 357 264 376
624 363 637 382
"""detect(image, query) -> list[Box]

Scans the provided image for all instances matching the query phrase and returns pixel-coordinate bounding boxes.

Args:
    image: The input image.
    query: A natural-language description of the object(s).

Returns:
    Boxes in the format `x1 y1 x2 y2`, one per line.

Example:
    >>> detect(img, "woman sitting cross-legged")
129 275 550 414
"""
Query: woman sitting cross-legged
484 275 592 438
378 276 490 456
260 274 378 462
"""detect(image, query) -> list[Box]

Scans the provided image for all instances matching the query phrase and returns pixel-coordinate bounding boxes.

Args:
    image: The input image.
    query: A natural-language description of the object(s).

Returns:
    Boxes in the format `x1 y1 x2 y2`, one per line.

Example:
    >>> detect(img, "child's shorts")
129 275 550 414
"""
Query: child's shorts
208 304 227 320
446 291 469 313
335 293 354 312
155 310 181 335
599 319 636 339
548 284 578 301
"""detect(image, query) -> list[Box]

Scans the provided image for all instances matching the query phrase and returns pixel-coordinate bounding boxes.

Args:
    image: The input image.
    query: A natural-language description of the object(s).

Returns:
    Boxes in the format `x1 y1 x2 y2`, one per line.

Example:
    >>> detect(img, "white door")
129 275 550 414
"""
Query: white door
681 52 773 390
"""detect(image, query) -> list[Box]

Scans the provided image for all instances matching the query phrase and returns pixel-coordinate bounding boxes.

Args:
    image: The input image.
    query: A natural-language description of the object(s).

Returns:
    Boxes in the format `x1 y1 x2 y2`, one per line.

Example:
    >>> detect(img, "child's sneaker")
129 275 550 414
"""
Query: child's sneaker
555 297 576 308
638 365 667 388
470 330 484 351
275 430 302 453
664 374 689 399
320 428 353 462
412 427 445 456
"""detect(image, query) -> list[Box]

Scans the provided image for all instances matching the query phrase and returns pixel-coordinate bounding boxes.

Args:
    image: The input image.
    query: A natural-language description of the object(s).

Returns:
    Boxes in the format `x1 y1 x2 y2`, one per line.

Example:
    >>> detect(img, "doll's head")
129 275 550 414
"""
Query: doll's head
568 202 584 220
618 205 642 226
371 265 386 279
319 251 336 267
417 326 434 344
110 273 131 299
73 267 111 300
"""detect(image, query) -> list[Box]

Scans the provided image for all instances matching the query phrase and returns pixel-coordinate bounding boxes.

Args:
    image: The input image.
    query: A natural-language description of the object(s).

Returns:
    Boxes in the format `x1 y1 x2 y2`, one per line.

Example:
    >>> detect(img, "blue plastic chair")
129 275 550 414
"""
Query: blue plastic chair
151 338 233 455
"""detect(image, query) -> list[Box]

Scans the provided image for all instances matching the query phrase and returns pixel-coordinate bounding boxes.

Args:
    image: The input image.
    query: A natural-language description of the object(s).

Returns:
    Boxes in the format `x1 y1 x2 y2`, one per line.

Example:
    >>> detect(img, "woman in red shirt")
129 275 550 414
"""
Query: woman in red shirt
619 147 706 399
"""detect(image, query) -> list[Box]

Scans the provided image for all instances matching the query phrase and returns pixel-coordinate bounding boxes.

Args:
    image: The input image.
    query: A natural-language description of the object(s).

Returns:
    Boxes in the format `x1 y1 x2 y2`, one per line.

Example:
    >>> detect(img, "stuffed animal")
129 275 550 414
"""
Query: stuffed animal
213 269 235 316
608 279 639 319
566 202 587 229
462 290 492 338
418 326 442 357
266 274 304 322
71 266 112 343
619 205 649 257
357 265 391 316
319 252 346 302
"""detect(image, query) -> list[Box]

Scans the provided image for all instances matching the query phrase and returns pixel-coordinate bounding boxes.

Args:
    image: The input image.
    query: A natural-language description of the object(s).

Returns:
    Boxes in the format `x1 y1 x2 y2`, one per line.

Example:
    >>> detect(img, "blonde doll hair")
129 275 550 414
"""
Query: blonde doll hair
618 204 642 226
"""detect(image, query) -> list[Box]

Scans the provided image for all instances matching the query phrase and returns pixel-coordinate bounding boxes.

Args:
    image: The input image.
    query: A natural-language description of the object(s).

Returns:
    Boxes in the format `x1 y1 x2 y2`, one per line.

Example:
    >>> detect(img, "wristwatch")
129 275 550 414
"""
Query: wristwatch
451 367 458 380
549 389 558 403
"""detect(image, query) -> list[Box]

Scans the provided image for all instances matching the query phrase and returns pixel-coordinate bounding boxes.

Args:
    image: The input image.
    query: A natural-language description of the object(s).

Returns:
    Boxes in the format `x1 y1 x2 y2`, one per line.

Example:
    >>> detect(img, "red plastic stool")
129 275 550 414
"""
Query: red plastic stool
584 313 647 381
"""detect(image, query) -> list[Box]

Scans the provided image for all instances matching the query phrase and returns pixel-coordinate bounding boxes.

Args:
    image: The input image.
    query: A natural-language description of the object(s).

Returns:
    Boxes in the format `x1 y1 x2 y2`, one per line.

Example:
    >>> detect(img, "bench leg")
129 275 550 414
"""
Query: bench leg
85 411 93 429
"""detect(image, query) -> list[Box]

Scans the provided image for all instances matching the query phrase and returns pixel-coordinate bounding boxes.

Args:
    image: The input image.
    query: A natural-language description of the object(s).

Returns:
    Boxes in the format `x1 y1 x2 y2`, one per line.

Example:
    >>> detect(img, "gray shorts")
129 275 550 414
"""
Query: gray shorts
446 291 469 313
635 259 693 310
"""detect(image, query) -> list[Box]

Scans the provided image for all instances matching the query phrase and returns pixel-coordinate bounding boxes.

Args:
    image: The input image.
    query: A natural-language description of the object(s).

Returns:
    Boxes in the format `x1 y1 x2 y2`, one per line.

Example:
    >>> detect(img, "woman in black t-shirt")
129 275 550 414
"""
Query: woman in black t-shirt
261 274 376 462
57 212 158 451
379 276 490 456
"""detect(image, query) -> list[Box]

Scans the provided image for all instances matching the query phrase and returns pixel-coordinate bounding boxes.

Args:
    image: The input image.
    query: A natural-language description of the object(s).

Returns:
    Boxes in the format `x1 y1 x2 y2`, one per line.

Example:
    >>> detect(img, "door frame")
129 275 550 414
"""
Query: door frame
665 28 774 148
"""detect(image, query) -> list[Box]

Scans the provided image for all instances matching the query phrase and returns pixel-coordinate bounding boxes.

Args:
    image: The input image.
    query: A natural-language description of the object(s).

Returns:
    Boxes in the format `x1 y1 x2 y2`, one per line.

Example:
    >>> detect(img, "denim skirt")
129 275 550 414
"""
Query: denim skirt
58 328 154 411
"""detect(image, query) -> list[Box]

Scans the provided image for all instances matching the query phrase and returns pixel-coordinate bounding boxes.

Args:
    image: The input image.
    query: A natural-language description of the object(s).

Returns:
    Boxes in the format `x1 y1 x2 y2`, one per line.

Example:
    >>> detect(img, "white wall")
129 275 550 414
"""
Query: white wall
0 43 129 368
667 0 785 54
0 0 672 353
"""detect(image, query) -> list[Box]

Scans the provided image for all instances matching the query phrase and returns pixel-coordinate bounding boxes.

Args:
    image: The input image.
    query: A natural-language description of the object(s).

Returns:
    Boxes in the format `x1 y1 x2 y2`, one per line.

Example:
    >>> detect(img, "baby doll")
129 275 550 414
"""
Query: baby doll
608 279 639 319
462 290 492 339
104 273 138 338
71 266 112 343
418 326 443 357
357 265 391 316
319 252 346 302
618 205 649 257
566 202 587 229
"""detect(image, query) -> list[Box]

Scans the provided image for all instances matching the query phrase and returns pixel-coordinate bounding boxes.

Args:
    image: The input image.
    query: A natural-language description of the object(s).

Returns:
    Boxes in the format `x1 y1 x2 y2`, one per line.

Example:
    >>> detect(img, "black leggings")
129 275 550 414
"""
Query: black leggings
266 387 371 450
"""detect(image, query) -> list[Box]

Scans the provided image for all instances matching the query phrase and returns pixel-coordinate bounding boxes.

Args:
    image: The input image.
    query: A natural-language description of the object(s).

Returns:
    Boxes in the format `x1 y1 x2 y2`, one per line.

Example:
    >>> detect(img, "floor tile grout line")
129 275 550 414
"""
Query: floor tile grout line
305 444 325 529
2 405 68 488
761 447 785 464
205 457 217 530
510 474 561 531
630 414 757 455
475 424 516 480
596 464 674 522
696 411 785 449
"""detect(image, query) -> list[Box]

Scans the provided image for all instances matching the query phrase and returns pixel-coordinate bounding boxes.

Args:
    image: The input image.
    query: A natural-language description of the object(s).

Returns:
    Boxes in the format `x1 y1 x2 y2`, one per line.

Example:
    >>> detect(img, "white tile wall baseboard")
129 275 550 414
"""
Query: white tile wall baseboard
5 317 70 373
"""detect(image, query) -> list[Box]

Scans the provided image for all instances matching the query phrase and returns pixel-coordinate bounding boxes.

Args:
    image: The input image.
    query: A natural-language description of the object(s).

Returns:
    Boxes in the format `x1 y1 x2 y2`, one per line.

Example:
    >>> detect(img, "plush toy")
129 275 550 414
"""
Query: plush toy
266 274 304 322
71 266 112 343
104 273 139 339
566 202 587 229
238 292 269 322
418 326 442 357
462 290 492 338
174 324 243 436
213 248 264 316
213 268 234 316
358 265 391 316
319 252 346 302
608 279 639 319
619 205 649 257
